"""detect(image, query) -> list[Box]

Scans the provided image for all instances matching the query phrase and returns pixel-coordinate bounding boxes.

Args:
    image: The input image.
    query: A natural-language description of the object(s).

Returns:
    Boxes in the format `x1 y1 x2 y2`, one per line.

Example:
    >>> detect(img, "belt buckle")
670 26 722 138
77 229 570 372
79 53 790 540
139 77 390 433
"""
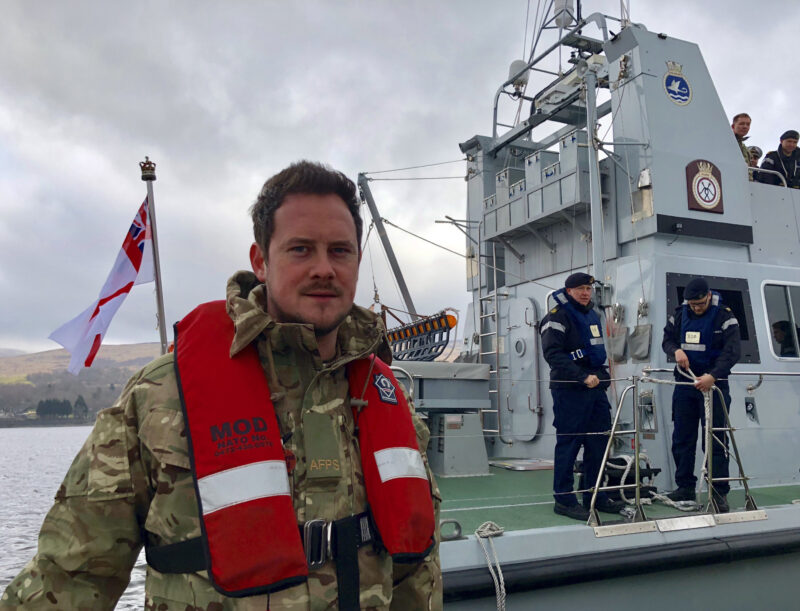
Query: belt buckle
303 519 329 569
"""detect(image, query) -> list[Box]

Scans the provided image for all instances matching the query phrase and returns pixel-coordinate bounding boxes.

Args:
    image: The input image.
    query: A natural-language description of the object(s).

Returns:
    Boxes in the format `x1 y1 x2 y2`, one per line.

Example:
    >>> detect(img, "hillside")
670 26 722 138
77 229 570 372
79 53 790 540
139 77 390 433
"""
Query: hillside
0 343 161 377
0 343 162 417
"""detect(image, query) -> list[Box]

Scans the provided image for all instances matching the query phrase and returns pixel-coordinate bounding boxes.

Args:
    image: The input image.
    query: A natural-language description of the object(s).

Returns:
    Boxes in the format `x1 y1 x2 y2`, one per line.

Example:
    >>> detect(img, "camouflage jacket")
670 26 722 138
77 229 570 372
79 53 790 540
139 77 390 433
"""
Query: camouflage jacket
1 272 442 611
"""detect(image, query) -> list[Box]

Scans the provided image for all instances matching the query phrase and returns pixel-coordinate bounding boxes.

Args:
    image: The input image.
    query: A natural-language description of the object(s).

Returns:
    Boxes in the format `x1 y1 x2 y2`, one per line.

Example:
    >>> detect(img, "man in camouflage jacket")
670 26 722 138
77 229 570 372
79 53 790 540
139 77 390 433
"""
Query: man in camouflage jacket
1 162 442 610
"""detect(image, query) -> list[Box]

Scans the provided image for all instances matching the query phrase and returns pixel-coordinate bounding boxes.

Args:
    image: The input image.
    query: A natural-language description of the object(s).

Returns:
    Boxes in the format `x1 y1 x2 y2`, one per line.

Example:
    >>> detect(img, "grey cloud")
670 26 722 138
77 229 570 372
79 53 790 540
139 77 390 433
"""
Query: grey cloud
0 0 796 353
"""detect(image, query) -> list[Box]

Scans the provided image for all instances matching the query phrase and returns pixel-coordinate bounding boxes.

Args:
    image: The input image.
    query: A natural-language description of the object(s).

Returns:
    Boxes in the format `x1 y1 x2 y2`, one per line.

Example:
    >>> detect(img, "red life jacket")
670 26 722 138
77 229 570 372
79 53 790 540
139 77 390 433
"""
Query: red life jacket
348 356 436 561
173 301 435 597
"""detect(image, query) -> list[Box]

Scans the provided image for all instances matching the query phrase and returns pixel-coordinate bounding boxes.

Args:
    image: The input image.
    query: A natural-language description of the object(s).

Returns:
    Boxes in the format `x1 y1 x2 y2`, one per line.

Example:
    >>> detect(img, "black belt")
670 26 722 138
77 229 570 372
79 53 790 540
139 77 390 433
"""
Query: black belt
308 512 376 610
145 511 377 610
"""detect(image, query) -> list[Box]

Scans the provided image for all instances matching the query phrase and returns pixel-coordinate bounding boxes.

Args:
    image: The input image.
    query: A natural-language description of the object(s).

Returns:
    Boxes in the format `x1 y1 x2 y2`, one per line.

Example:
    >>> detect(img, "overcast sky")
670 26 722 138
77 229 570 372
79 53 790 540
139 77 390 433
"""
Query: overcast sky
1 0 796 354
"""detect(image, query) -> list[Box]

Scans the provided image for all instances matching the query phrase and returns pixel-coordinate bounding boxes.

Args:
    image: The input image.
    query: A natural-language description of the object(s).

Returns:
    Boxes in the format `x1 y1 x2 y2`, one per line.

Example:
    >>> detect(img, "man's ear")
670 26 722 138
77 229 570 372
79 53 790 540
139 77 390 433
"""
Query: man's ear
250 242 267 283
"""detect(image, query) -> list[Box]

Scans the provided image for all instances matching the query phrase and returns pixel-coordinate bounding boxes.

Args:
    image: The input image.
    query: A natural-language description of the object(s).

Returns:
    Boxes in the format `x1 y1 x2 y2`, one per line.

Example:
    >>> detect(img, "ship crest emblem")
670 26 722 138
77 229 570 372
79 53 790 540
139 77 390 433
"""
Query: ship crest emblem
685 159 724 213
373 373 399 405
663 61 692 106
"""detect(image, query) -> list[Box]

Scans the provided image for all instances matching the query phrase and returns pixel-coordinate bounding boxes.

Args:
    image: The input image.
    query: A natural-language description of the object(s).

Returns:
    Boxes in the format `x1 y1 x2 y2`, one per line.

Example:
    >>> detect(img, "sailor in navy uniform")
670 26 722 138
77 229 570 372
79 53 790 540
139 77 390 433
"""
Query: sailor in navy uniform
540 272 625 521
662 277 741 512
758 129 800 188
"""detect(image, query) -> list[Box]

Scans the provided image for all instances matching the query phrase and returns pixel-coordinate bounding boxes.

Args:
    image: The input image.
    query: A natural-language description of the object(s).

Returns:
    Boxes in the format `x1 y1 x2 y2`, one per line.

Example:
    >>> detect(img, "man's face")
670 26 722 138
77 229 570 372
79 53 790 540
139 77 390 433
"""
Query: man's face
732 117 751 138
686 291 711 316
566 284 593 307
772 325 786 343
250 193 360 339
781 138 798 155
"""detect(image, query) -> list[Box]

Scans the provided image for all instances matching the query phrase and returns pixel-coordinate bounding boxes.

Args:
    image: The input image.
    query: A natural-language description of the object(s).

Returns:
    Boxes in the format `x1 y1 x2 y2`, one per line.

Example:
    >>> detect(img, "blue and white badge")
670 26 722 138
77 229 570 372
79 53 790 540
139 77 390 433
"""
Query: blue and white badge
373 373 399 404
663 61 692 106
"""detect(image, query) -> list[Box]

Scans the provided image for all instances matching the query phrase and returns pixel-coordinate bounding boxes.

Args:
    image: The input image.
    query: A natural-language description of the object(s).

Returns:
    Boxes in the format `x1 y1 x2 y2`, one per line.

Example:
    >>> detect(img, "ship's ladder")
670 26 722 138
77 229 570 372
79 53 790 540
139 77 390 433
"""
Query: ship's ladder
477 241 507 436
587 371 757 526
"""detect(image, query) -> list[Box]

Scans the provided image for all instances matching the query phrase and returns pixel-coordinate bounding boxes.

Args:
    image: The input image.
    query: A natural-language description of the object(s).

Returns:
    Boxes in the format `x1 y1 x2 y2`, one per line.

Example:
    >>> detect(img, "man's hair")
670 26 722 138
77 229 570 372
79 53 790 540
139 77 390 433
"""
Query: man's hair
250 160 362 256
732 113 751 125
772 320 791 333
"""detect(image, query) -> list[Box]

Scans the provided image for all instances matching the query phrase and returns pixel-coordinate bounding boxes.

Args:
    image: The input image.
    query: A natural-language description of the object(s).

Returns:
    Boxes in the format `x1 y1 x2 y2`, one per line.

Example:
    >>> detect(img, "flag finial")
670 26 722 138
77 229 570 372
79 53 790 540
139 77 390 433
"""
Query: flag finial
140 156 157 182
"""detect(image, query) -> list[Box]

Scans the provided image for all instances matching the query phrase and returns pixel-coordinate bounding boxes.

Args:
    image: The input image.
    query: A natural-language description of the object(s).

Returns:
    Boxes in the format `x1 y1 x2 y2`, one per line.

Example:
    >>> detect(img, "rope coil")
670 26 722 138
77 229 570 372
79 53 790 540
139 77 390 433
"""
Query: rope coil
475 521 506 611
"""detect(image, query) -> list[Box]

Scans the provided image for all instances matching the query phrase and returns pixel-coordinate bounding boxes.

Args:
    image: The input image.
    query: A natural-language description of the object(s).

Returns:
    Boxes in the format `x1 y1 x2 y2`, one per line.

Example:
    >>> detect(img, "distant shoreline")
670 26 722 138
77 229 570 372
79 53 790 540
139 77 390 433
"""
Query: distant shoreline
0 418 93 429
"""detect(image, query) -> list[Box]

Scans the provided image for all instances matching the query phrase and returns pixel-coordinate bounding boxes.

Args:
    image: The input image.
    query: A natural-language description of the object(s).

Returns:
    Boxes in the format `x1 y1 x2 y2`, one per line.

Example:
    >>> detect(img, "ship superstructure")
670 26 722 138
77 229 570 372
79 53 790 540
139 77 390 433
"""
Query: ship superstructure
377 4 800 606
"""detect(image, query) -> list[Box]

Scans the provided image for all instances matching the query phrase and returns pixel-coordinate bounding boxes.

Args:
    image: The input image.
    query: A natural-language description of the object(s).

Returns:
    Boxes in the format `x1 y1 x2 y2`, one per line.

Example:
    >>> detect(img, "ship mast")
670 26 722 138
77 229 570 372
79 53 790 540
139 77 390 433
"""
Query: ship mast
583 63 607 292
139 157 169 355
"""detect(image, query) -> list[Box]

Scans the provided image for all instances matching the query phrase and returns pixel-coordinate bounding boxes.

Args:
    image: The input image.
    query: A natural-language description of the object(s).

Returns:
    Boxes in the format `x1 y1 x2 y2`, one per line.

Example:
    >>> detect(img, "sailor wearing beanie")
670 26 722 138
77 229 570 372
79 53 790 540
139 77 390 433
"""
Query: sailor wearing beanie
661 277 741 512
758 129 800 188
540 272 624 521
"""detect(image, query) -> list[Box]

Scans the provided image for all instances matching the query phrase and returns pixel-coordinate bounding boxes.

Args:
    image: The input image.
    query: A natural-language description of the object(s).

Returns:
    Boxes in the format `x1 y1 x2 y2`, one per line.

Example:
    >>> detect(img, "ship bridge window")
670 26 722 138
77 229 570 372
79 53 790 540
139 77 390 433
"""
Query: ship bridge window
763 283 800 359
666 273 760 364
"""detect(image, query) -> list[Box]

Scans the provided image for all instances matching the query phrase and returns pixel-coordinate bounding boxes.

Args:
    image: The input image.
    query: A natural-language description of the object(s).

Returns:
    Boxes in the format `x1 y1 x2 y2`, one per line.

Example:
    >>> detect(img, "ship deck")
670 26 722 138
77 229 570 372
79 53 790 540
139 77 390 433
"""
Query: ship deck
438 464 800 534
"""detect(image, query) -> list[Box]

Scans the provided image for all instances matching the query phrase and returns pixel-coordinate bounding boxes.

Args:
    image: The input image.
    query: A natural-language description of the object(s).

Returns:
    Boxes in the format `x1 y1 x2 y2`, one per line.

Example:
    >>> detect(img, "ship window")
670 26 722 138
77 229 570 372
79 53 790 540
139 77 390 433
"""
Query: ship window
665 273 760 364
763 284 800 359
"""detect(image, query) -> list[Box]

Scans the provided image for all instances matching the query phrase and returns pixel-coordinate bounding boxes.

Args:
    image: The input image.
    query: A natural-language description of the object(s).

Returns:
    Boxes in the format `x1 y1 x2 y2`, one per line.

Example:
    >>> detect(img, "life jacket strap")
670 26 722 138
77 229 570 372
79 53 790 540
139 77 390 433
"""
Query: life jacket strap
145 510 377 582
145 537 206 574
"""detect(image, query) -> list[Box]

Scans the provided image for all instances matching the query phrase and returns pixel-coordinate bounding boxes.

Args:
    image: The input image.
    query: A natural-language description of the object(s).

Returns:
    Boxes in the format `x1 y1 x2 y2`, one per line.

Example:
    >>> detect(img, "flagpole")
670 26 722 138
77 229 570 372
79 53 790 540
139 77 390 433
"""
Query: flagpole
140 157 169 355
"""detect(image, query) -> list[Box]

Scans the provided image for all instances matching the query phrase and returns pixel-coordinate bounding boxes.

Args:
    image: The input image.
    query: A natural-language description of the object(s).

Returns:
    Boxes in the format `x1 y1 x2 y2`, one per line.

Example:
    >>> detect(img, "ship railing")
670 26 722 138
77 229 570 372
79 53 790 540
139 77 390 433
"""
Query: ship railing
747 166 788 187
491 12 612 140
585 367 793 526
587 380 647 526
638 369 757 516
642 368 800 387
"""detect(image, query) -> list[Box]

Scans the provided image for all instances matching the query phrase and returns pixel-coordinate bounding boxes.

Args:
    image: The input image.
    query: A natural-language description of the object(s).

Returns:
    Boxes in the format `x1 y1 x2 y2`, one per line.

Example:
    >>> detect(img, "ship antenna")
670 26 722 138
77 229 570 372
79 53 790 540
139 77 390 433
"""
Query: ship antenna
620 0 631 26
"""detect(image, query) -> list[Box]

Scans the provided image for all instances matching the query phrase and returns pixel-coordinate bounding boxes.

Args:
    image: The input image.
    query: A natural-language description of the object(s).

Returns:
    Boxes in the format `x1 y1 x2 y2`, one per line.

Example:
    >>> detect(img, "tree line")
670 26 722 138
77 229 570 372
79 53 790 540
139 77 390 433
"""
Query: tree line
35 395 89 419
0 367 132 418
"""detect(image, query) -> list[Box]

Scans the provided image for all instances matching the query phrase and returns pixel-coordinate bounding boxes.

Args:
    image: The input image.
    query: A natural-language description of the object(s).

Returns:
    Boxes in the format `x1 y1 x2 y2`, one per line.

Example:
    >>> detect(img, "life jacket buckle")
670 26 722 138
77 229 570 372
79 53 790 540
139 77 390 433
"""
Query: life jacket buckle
303 519 331 569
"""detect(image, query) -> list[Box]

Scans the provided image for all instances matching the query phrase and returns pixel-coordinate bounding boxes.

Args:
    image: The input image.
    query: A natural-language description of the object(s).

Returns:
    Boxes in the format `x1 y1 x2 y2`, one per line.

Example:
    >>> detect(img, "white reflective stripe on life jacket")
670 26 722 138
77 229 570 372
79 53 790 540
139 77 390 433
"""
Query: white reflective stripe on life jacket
590 338 604 345
198 460 290 515
374 447 427 483
721 318 739 330
681 343 707 352
541 321 566 334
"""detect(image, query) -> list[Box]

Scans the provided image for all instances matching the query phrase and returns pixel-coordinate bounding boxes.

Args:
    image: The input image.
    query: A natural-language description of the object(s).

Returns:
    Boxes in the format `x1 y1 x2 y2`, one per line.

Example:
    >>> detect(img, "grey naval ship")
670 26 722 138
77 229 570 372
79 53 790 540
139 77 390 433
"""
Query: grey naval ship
364 1 800 608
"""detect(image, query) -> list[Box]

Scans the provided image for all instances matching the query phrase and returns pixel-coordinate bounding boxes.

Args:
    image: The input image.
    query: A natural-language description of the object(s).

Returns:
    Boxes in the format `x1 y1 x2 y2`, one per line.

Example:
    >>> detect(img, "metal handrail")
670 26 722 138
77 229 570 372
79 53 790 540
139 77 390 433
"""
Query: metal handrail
389 365 414 402
644 366 800 400
748 166 788 187
491 12 610 138
587 383 645 526
639 374 758 513
642 367 800 378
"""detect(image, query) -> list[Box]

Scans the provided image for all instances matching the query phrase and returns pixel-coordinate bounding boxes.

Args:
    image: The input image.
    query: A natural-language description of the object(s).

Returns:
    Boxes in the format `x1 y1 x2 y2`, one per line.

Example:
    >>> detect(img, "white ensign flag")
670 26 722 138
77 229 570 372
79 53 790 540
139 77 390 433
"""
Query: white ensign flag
49 198 154 374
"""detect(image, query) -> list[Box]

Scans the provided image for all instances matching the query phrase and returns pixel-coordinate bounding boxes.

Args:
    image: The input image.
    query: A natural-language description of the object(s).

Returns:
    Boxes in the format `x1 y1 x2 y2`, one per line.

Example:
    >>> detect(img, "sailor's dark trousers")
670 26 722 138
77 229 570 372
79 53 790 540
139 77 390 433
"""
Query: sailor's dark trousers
671 383 731 494
551 386 612 507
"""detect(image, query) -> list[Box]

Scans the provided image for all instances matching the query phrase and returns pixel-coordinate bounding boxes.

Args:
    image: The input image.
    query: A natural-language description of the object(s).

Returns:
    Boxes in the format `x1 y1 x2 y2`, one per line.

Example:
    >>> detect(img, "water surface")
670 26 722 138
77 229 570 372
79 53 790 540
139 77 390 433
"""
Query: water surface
0 425 145 609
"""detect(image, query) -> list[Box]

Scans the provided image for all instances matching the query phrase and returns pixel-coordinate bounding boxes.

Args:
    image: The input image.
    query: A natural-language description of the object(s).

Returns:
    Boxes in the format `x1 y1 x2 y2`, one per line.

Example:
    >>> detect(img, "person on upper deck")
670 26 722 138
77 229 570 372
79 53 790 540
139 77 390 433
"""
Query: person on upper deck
540 272 625 521
662 277 741 513
731 113 751 164
748 146 763 181
758 130 800 188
